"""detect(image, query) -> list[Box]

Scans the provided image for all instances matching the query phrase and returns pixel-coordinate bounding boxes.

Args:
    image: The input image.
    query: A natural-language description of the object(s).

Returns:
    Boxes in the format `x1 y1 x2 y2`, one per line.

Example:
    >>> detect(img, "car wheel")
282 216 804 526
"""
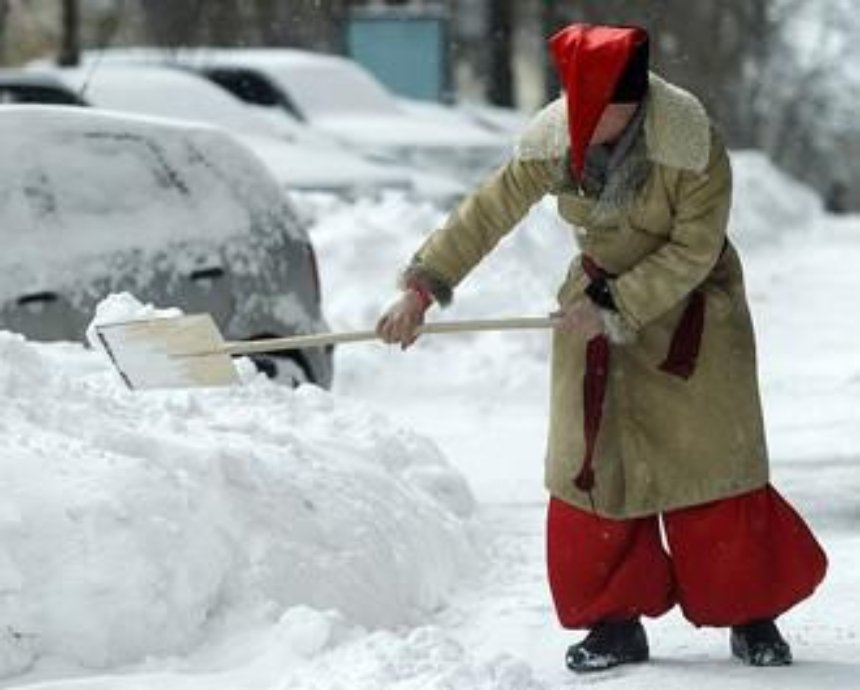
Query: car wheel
250 353 312 387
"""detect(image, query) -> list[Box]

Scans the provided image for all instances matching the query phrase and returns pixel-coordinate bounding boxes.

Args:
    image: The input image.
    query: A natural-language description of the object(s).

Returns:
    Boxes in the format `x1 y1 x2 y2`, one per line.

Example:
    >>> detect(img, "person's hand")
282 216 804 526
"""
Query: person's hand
376 290 428 350
552 299 605 340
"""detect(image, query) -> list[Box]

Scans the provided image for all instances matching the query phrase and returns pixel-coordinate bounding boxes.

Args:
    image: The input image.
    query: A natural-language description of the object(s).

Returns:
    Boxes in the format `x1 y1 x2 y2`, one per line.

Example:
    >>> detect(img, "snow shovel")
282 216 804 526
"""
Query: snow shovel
95 313 558 391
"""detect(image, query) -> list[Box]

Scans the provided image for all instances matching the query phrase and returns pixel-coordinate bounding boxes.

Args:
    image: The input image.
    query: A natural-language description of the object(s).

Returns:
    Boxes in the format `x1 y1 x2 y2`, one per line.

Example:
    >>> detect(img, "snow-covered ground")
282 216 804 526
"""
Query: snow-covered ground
1 152 858 689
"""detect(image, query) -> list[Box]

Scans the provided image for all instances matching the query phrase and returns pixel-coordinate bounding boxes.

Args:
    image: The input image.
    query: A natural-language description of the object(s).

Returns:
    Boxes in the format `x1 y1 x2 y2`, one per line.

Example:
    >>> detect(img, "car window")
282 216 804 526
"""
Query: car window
203 68 306 122
0 85 84 105
204 69 272 106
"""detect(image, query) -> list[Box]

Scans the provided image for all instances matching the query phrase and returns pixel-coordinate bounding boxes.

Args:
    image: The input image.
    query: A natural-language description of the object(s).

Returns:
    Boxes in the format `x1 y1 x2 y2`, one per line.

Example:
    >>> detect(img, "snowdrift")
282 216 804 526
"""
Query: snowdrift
0 331 475 677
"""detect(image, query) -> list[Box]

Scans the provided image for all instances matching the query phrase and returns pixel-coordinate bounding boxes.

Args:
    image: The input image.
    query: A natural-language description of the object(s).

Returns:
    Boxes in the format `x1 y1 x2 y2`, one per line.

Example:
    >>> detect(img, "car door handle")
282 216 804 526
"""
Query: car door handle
188 267 225 281
17 290 58 306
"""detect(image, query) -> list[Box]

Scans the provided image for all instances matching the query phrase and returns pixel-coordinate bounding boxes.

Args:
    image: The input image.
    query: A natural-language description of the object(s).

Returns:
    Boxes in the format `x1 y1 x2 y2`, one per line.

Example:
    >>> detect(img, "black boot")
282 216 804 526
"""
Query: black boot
731 619 792 666
565 619 649 673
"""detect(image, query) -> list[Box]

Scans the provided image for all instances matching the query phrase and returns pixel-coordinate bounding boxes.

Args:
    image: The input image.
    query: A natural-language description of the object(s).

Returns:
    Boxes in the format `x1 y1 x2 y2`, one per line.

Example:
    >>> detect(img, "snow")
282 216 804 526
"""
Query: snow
51 67 289 139
1 151 859 689
0 331 475 683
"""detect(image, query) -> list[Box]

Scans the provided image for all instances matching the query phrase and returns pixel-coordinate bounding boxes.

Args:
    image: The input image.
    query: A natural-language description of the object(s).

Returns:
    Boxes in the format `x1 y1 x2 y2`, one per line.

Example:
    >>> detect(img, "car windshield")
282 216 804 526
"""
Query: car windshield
266 60 400 120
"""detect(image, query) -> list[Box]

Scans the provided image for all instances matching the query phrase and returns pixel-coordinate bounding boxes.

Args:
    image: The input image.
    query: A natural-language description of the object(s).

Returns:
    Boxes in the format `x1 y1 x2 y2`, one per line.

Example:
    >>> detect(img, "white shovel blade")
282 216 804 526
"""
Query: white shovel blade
94 314 239 390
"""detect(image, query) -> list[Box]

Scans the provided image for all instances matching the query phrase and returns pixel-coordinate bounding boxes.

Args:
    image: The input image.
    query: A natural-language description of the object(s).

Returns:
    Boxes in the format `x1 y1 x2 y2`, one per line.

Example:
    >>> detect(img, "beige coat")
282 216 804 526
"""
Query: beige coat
404 75 769 518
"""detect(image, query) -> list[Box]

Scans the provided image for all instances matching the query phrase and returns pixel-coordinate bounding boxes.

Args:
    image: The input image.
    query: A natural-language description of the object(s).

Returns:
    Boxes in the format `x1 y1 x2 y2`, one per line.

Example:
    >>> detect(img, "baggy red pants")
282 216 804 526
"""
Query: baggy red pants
546 485 827 628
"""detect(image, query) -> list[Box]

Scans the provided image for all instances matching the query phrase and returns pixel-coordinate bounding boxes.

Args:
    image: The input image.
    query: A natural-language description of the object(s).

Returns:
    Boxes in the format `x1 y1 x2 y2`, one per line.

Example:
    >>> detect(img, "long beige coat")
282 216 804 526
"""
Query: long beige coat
404 75 769 518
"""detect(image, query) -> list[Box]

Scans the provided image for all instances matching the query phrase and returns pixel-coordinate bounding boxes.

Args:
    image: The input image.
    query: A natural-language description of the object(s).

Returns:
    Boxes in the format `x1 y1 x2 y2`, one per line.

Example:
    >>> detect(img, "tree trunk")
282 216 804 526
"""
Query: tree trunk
58 0 80 66
257 0 347 52
254 0 288 46
541 0 561 101
487 0 514 106
0 0 10 65
208 0 243 46
140 0 206 48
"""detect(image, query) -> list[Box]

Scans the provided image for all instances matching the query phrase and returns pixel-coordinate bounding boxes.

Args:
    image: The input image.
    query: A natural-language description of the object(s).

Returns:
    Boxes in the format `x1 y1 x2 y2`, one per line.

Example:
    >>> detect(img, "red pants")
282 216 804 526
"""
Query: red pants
546 485 827 628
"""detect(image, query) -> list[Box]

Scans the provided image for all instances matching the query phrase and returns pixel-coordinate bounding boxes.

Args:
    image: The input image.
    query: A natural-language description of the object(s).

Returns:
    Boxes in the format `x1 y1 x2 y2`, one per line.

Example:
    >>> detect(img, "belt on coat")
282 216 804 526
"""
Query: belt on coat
573 255 707 498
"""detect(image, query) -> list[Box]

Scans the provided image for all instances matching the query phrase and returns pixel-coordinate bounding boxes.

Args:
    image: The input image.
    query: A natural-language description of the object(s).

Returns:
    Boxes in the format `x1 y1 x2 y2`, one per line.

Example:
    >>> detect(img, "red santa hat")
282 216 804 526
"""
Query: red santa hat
549 24 650 177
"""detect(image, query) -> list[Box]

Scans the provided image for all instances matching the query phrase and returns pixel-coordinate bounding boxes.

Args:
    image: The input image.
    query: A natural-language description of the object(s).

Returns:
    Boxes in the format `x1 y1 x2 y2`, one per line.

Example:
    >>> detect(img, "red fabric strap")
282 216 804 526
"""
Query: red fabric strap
581 254 609 280
659 290 705 379
575 335 610 493
573 254 706 500
574 254 612 495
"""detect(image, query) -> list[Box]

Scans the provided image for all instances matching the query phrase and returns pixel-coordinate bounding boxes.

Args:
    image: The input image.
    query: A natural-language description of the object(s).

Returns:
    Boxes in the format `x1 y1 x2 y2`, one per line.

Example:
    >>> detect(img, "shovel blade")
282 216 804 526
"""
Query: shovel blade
95 314 239 390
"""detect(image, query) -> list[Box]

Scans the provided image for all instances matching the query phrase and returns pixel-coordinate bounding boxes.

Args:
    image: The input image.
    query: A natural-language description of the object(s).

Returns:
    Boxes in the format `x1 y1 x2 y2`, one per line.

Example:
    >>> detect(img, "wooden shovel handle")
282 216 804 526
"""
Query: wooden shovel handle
222 316 558 357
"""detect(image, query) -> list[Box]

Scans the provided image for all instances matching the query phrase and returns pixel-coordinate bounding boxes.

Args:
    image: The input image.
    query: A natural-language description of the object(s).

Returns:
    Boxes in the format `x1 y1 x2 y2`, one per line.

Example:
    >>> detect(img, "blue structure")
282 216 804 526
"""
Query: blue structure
347 10 450 102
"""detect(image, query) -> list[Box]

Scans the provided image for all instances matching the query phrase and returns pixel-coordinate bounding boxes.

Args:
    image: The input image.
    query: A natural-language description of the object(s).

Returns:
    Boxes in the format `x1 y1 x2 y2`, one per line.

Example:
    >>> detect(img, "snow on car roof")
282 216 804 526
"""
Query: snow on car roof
175 48 402 119
73 47 504 149
51 65 290 138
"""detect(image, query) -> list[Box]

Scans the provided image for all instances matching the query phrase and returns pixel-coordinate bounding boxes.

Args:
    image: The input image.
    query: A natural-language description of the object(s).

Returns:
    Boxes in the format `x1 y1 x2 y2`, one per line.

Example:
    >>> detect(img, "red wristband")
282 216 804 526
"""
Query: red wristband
407 282 433 310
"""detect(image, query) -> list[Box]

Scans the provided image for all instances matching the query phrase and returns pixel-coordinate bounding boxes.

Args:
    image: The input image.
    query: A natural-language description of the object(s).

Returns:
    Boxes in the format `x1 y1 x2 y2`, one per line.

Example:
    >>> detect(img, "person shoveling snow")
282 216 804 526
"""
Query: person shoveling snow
376 22 827 674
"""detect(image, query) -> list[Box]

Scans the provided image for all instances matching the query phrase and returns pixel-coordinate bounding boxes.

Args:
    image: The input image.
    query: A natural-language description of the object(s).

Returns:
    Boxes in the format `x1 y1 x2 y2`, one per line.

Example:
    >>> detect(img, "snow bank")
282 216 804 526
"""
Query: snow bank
729 150 823 251
0 329 475 678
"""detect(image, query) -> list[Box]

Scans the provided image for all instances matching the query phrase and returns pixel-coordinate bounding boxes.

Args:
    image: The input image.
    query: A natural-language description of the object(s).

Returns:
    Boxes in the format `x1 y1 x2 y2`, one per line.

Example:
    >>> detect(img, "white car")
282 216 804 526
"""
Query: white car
41 65 428 201
193 49 511 183
0 105 333 386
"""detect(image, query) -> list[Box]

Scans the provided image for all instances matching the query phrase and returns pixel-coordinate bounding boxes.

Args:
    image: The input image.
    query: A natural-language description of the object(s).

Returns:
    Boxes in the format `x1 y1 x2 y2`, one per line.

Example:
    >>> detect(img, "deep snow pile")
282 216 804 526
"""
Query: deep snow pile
0 324 475 679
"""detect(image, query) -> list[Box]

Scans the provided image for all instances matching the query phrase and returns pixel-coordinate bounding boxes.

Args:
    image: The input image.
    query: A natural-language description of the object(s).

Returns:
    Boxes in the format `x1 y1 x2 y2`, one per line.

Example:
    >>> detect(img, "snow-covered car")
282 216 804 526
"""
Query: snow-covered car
41 65 430 201
0 68 86 105
0 105 332 387
192 49 510 183
66 48 509 185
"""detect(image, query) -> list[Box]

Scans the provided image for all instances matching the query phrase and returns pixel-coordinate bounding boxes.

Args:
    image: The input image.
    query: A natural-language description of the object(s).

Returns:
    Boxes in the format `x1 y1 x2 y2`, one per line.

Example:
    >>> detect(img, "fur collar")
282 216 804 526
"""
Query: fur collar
516 73 711 173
